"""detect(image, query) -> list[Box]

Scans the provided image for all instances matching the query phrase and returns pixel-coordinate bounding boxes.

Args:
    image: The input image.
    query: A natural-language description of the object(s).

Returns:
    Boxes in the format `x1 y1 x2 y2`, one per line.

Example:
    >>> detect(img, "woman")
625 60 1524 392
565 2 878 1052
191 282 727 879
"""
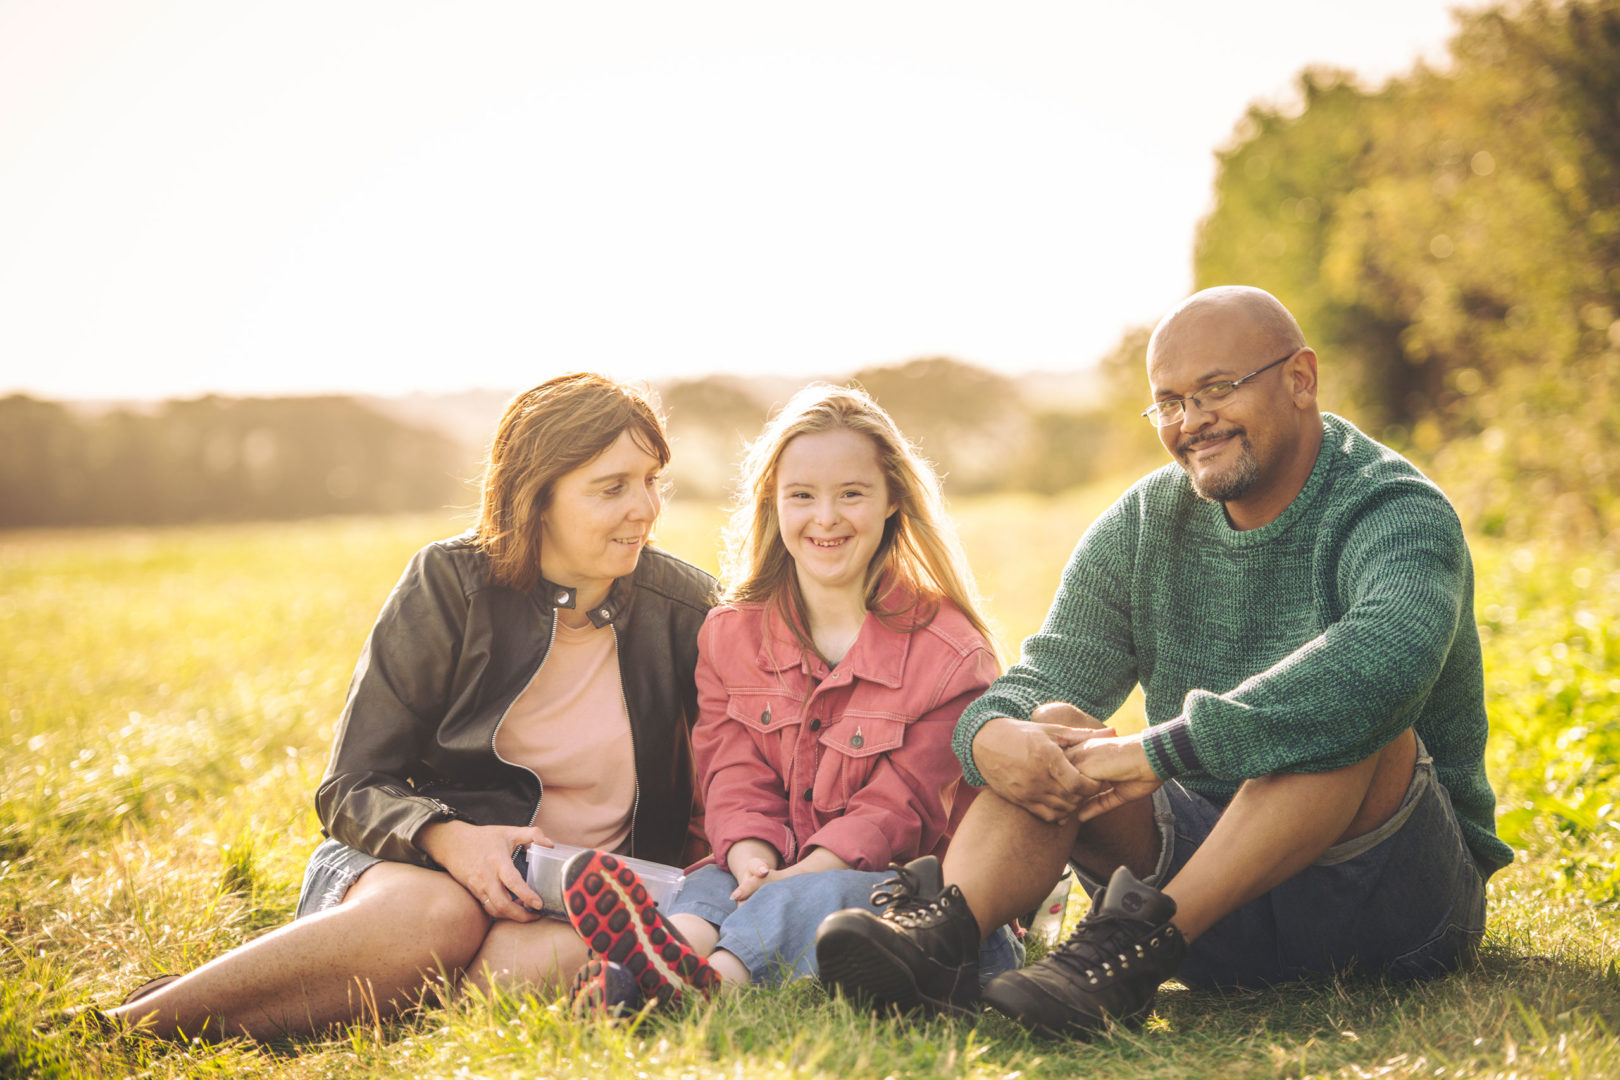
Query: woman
111 373 716 1040
567 384 1020 1010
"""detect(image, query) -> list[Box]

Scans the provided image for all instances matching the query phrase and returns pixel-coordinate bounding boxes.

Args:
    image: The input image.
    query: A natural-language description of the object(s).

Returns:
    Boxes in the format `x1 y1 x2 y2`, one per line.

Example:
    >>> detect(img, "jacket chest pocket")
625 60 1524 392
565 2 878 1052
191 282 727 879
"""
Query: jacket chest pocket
724 690 802 736
811 711 909 813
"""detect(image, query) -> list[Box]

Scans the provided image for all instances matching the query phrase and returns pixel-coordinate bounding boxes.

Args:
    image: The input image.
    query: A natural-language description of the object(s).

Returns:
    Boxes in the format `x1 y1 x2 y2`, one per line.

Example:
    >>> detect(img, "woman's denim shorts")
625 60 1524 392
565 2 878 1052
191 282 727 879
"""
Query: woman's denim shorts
295 837 384 918
667 864 1024 987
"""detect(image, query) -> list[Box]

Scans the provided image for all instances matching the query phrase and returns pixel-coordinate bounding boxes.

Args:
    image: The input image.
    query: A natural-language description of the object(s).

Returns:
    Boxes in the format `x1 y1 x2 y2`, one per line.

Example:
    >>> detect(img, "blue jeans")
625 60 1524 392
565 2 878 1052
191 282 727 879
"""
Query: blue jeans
668 865 1024 987
1074 740 1490 990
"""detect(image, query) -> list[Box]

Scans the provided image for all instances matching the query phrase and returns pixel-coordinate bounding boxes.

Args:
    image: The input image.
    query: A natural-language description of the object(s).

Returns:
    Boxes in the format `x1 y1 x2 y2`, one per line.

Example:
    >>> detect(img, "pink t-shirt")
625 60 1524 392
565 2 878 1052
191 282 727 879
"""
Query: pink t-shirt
495 617 635 851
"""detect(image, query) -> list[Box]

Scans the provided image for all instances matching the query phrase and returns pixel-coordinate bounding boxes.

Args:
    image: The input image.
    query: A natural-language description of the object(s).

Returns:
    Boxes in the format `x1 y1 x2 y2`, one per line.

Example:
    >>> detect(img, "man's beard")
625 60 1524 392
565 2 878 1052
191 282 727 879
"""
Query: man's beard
1179 429 1260 503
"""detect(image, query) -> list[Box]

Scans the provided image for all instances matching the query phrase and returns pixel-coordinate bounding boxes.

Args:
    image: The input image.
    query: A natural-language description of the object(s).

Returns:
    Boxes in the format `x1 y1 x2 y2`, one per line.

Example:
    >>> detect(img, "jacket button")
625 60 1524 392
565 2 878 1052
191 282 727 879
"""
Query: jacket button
599 608 610 619
802 788 813 802
555 590 569 604
849 733 864 749
761 706 772 725
809 718 821 732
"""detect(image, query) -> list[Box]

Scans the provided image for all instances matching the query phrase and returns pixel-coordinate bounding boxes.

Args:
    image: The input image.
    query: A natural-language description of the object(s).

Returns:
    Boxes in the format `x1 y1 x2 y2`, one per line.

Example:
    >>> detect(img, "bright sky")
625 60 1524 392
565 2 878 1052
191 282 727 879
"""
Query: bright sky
0 1 1471 401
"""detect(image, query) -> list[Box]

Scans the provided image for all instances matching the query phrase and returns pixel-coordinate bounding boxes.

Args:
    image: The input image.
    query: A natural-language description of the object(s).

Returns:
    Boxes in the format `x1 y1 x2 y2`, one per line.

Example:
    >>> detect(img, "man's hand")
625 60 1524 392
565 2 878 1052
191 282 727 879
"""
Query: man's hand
1066 733 1162 821
973 716 1110 823
417 819 550 922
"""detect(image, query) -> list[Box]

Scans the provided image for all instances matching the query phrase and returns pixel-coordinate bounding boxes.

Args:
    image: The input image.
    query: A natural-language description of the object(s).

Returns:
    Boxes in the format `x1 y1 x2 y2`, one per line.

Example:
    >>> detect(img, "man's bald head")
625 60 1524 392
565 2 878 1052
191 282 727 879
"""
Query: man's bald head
1142 285 1322 529
1147 286 1305 367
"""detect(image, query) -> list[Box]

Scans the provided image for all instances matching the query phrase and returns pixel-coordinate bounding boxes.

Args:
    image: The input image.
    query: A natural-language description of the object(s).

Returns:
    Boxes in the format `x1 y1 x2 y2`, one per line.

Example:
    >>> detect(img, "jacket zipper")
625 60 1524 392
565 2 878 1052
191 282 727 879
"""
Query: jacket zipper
490 615 557 828
609 622 642 856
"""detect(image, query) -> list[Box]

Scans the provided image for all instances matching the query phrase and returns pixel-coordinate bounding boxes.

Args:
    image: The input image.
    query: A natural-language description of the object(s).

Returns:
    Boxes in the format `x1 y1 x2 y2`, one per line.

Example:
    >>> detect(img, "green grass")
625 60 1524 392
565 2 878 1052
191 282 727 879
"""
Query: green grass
2 495 1617 1079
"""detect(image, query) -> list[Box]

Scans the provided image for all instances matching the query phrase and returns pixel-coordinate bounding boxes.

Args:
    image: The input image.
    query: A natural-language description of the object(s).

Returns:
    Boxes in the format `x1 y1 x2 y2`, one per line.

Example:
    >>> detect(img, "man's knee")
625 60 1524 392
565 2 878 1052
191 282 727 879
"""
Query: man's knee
1029 701 1104 729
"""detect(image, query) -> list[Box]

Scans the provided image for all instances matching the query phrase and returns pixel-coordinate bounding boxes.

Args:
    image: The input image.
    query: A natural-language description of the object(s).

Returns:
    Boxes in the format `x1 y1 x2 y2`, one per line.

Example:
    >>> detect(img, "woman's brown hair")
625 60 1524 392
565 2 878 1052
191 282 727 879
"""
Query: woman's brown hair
474 373 669 592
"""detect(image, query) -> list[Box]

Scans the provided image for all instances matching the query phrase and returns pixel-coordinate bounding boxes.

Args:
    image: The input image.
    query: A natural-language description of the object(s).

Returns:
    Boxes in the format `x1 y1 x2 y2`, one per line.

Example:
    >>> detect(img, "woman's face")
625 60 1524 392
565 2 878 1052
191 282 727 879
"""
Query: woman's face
774 427 895 600
539 429 664 599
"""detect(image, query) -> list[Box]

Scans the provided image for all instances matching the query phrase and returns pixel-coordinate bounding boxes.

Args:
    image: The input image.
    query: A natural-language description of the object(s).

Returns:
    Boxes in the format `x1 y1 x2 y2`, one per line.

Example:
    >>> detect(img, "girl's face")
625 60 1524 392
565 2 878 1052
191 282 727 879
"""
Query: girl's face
539 429 664 598
774 428 896 599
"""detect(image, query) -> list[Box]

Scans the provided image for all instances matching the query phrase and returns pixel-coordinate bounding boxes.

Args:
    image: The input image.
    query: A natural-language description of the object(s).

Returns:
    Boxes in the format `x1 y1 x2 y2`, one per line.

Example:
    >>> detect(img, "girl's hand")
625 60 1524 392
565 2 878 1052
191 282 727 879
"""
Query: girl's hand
731 846 851 902
725 839 782 902
417 820 551 922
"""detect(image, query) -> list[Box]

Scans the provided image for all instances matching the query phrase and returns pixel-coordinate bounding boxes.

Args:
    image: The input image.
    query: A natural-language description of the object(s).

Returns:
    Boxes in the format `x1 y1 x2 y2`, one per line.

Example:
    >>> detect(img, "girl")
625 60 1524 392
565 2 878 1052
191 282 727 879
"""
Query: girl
565 384 1020 1009
110 374 718 1040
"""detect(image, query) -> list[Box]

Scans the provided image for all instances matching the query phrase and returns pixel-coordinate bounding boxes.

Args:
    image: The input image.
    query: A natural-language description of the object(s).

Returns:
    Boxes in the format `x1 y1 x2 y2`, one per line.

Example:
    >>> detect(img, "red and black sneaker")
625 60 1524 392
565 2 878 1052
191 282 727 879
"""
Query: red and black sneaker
561 849 720 1007
570 956 645 1017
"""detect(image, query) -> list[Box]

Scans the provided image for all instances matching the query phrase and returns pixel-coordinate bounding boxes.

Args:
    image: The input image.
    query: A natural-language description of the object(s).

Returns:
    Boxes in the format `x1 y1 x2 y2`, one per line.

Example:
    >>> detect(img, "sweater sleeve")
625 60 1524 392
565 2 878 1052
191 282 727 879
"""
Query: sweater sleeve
1142 484 1469 781
952 493 1143 786
690 613 797 869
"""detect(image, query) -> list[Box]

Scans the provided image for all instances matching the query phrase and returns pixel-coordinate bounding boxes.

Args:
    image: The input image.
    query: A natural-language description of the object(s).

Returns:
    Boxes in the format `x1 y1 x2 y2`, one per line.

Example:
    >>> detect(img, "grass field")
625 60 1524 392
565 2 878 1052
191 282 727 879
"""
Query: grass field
3 491 1617 1079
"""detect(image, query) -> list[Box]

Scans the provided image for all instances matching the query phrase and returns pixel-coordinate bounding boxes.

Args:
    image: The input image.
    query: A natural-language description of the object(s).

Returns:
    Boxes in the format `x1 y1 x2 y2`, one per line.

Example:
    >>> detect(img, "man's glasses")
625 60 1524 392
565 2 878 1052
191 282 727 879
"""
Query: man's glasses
1140 351 1297 428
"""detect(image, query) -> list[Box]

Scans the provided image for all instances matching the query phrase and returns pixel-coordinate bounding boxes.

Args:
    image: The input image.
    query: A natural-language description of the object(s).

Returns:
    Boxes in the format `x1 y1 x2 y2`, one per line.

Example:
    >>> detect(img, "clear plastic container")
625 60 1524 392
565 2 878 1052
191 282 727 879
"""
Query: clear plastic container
521 842 686 918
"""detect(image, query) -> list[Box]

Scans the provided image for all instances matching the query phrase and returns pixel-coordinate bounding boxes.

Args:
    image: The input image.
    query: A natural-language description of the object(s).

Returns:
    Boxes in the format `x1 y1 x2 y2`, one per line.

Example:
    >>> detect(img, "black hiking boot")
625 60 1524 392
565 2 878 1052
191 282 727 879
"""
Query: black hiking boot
814 855 983 1018
982 864 1187 1038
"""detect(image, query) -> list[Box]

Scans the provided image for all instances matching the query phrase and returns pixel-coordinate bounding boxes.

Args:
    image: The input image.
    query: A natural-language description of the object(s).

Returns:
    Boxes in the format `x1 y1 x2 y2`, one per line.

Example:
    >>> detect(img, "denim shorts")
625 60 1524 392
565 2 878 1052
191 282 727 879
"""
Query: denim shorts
295 837 384 918
667 864 1025 988
1073 739 1489 990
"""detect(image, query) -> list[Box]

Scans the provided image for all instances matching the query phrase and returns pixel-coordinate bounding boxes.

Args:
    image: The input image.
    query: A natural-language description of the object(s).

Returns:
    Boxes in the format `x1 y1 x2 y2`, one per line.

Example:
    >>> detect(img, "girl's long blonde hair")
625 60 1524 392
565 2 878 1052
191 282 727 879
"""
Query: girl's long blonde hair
721 383 996 654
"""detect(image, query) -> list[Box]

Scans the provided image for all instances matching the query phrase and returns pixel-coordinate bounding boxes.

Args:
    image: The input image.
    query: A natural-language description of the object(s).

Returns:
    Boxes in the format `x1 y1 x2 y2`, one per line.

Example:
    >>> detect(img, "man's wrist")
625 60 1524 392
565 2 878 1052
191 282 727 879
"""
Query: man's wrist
1140 716 1198 779
955 712 1006 787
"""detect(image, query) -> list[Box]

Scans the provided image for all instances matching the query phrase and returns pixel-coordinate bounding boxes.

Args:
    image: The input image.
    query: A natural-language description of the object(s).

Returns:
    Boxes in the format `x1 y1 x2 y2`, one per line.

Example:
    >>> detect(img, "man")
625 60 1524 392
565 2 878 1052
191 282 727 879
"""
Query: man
815 286 1512 1037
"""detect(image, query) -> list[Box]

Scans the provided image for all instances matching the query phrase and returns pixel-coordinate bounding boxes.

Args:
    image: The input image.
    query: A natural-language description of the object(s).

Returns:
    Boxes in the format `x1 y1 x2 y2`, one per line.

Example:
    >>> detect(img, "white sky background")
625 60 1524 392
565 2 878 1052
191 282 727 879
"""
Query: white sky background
0 1 1470 401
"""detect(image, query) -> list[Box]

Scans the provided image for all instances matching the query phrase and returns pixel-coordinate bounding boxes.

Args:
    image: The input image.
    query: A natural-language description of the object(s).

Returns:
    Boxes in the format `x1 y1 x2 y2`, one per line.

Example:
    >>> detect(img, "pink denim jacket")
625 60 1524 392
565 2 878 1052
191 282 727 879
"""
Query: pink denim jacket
692 592 999 872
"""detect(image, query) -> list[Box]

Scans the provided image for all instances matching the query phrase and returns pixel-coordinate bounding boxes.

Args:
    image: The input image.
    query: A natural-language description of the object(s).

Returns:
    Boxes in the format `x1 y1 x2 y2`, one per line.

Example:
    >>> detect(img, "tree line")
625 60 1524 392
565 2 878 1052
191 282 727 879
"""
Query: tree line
0 362 1163 529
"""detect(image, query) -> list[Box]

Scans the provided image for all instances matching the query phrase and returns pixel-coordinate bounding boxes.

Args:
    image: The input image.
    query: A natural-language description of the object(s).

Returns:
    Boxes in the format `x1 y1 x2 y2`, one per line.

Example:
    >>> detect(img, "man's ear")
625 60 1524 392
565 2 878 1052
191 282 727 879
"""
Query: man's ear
1288 348 1319 408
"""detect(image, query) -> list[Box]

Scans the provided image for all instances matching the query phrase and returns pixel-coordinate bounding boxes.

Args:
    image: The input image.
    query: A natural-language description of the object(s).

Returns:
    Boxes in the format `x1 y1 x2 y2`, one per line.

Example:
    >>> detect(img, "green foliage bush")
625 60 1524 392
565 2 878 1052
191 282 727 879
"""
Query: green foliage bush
1195 0 1620 550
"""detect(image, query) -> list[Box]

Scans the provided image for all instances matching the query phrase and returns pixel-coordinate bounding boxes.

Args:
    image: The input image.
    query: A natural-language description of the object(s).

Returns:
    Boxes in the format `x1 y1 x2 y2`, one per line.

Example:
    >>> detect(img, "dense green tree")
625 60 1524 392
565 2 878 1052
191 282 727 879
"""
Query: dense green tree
1195 0 1620 544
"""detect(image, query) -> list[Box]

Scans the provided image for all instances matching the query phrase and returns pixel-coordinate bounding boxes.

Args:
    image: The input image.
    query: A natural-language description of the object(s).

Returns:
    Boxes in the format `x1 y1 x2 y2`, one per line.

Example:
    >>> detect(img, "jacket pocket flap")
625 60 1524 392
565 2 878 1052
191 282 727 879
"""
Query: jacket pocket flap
725 691 798 733
818 712 907 758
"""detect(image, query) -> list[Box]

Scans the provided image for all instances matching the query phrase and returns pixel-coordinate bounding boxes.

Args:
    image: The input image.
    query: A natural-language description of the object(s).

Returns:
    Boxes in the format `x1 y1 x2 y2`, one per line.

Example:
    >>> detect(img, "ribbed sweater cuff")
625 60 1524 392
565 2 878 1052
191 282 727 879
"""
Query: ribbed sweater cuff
1141 717 1202 779
952 713 999 788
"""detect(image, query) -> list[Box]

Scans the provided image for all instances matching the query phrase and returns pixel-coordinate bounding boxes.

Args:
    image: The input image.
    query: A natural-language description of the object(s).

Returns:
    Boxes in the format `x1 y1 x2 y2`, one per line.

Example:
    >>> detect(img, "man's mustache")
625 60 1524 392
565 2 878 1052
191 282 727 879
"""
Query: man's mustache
1177 427 1244 455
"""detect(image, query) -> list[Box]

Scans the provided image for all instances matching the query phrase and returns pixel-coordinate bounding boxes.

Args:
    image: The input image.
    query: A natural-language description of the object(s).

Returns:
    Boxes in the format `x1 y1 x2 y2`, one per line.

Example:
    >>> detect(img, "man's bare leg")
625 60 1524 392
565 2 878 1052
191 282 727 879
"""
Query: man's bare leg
945 703 1159 937
1164 727 1417 939
109 862 490 1041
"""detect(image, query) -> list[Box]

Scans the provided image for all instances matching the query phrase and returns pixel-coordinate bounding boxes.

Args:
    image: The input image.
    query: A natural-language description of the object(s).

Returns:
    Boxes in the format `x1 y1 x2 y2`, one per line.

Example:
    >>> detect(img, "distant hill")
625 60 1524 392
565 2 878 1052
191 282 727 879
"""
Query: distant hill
15 357 1156 527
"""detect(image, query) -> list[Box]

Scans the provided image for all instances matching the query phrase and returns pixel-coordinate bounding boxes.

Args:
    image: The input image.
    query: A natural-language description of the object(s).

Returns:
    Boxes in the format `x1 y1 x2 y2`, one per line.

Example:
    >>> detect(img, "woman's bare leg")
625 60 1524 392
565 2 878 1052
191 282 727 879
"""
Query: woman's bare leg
461 918 591 995
108 862 490 1041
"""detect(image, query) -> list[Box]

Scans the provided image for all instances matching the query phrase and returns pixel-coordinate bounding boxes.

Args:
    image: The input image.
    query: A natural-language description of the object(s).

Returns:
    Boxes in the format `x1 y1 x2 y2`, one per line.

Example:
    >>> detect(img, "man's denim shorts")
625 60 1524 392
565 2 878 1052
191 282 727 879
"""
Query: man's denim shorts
668 864 1024 987
1073 739 1490 990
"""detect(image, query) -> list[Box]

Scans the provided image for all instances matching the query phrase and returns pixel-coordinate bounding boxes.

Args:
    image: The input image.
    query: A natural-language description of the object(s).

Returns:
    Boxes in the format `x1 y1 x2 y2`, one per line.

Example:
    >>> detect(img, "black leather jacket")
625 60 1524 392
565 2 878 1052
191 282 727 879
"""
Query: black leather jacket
315 534 716 868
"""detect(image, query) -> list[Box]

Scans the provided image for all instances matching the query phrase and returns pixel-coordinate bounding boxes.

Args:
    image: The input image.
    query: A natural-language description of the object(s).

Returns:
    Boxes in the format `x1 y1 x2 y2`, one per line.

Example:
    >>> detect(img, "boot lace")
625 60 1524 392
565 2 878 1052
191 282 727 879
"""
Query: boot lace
1045 911 1159 983
871 863 951 929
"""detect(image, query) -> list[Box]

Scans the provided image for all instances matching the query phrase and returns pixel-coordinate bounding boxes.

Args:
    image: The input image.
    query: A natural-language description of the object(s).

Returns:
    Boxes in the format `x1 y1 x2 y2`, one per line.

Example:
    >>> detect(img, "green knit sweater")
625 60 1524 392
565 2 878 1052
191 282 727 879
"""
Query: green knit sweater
954 413 1513 873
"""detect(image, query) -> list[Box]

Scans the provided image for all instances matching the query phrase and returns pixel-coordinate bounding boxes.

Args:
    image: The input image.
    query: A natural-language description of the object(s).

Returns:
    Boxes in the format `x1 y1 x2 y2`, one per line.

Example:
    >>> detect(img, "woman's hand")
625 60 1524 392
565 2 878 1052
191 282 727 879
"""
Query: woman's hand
417 820 551 922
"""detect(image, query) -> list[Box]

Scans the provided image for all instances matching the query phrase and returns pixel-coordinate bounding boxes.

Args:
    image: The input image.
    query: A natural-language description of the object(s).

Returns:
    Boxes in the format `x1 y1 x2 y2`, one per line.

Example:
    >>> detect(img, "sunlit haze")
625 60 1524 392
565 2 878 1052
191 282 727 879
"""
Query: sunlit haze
0 1 1471 401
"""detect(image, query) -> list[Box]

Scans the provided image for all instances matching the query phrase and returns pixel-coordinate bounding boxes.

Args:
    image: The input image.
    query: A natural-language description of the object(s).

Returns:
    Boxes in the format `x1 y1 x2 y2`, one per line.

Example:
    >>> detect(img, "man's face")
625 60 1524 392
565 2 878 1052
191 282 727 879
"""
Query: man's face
1146 312 1298 506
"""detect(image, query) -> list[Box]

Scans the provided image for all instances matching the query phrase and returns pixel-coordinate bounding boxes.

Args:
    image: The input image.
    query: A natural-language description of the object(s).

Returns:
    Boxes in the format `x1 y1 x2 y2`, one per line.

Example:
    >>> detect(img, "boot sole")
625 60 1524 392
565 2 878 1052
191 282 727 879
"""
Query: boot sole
982 974 1150 1039
562 850 720 1006
815 917 974 1019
